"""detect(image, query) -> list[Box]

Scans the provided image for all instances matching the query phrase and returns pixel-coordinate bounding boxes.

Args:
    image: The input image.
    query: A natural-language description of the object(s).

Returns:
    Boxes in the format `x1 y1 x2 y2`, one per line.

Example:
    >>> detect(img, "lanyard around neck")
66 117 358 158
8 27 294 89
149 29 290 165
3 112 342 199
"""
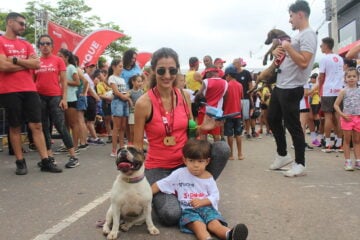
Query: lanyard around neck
154 87 175 136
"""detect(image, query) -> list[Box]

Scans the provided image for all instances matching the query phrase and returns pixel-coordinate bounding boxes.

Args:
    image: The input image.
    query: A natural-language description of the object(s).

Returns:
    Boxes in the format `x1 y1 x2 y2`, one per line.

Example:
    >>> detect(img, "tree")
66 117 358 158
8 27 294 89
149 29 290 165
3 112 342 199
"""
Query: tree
0 0 133 58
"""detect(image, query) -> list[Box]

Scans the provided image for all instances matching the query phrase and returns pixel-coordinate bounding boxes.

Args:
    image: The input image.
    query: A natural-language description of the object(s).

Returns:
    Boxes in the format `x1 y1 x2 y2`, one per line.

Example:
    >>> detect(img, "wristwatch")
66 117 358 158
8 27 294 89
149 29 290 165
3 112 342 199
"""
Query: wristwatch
12 57 18 65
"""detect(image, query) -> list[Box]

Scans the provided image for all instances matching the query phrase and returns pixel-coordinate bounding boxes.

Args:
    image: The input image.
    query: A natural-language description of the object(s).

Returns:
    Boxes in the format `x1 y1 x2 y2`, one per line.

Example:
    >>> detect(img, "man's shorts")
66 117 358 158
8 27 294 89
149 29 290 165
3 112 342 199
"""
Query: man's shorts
320 96 337 113
224 118 243 136
241 99 250 120
0 92 41 127
340 115 360 132
180 206 227 234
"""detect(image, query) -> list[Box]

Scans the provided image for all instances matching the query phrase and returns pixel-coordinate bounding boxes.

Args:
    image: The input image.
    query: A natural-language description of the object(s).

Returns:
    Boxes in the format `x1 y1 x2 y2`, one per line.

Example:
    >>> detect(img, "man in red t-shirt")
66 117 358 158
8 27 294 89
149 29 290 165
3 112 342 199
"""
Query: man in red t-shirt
0 12 62 175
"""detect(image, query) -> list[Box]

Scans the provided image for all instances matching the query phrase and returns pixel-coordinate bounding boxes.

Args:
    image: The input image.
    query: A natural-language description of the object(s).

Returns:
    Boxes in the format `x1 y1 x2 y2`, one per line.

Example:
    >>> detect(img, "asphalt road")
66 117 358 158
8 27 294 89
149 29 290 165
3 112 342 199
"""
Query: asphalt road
0 133 359 240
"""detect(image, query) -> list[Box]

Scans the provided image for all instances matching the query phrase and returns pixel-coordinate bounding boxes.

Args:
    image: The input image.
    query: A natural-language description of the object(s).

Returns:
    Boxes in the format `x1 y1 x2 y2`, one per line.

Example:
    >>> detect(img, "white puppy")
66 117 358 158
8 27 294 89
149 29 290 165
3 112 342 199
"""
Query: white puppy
103 146 160 239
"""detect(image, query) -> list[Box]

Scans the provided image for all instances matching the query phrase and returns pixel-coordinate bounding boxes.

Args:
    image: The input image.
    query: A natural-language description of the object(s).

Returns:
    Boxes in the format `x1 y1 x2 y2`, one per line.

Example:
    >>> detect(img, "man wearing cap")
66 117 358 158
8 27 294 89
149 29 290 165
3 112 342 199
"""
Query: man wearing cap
214 58 226 78
232 57 254 139
185 57 202 92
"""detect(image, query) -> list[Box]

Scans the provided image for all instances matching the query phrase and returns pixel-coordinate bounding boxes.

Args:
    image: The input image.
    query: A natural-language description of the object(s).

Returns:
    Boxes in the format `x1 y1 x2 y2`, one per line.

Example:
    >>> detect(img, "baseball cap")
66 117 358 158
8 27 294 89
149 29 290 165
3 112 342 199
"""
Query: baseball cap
84 61 97 68
214 58 226 64
189 57 200 67
201 65 221 79
239 58 247 67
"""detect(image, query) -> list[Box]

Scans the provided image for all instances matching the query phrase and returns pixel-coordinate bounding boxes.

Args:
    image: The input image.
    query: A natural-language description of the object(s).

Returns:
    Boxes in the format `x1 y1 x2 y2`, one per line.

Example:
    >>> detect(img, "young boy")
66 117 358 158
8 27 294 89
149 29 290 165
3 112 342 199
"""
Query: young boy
223 67 244 160
151 139 248 240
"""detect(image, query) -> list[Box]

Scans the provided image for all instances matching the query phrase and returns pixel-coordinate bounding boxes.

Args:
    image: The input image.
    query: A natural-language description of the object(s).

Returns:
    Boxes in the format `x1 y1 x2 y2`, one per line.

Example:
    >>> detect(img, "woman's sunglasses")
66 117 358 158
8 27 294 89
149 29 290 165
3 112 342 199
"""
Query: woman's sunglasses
39 42 52 46
156 67 178 76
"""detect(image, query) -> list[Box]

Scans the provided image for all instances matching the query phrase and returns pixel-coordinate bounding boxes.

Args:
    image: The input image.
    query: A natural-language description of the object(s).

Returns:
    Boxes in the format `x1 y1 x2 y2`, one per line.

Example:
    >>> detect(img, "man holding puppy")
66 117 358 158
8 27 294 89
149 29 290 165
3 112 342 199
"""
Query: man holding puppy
267 0 317 177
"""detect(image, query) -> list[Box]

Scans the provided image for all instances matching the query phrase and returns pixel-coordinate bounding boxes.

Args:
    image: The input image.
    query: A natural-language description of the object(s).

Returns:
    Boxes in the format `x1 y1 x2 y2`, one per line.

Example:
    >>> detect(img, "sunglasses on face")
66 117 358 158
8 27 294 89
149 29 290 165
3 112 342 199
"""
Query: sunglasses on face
15 20 26 27
39 42 52 46
156 67 178 76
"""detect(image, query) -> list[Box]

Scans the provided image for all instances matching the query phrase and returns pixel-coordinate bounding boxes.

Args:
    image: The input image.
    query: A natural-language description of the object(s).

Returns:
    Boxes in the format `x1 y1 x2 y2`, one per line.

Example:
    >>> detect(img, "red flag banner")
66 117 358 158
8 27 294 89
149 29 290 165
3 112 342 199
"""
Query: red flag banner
47 21 84 54
73 29 126 67
137 52 152 69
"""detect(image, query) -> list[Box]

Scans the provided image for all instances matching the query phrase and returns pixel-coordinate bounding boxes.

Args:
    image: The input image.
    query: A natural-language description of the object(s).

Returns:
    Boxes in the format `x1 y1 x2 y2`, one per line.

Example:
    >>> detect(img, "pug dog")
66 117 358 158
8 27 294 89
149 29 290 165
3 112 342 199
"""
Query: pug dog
103 146 160 240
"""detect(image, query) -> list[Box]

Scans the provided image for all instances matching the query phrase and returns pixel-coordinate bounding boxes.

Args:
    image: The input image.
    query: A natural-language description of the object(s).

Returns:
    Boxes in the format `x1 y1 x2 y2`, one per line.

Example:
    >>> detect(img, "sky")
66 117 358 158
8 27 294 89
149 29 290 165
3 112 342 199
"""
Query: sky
2 0 329 71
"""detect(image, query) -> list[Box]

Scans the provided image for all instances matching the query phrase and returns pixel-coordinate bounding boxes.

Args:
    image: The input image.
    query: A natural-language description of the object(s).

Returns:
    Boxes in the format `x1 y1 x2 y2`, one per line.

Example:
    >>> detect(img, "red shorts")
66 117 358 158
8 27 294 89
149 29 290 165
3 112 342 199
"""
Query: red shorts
340 115 360 132
197 112 221 136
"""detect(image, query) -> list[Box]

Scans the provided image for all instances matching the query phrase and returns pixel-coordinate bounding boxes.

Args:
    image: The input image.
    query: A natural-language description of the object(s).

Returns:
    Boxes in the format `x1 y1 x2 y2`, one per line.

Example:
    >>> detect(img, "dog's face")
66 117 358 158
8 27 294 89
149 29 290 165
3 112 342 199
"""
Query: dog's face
115 146 144 175
264 29 289 45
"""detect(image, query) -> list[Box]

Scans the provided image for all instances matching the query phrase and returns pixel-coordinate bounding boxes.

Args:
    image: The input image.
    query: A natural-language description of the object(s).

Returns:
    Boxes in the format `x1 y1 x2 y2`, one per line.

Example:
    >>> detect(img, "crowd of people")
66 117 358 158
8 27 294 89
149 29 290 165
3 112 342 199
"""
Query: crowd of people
1 0 360 238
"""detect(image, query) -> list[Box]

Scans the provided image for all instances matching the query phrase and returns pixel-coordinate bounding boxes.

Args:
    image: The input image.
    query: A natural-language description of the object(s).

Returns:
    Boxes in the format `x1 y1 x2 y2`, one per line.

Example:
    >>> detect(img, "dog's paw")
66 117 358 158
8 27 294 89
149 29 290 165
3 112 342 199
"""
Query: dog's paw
148 226 160 235
120 223 131 232
106 230 118 240
102 225 110 235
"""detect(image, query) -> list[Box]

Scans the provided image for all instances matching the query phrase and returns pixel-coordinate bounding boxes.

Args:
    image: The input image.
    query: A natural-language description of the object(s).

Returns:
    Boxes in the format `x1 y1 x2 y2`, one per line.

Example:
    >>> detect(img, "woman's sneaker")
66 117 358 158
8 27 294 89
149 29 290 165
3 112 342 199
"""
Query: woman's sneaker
344 160 354 171
227 223 248 240
41 158 63 173
65 157 80 168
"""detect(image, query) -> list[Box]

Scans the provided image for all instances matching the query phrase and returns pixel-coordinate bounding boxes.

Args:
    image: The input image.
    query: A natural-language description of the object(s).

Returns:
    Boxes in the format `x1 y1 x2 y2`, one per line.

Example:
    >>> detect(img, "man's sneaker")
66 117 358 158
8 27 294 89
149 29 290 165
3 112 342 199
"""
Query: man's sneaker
228 223 248 240
321 146 334 153
269 154 293 170
311 139 321 147
305 143 314 151
354 160 360 170
65 157 80 168
37 156 57 168
344 160 354 171
41 158 62 173
15 159 28 175
283 163 306 177
54 146 67 155
78 144 88 150
87 138 106 145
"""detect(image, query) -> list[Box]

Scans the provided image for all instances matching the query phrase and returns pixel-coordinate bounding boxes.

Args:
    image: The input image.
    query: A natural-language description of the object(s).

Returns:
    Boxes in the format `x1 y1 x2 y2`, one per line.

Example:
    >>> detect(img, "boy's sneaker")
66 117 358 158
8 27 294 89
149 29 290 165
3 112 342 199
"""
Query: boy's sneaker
41 158 62 173
228 223 248 240
321 146 334 153
87 138 106 145
311 139 321 147
344 160 354 171
283 163 306 177
15 159 28 175
65 156 80 168
354 160 360 170
269 154 293 170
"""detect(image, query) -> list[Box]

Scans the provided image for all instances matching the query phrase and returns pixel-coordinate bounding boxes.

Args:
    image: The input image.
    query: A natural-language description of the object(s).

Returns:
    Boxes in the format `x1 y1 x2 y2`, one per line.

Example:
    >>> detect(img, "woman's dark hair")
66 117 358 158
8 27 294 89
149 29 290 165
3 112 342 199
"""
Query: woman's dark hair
36 34 53 48
123 49 137 69
107 58 122 78
149 47 180 89
128 74 140 90
182 139 211 159
58 48 76 66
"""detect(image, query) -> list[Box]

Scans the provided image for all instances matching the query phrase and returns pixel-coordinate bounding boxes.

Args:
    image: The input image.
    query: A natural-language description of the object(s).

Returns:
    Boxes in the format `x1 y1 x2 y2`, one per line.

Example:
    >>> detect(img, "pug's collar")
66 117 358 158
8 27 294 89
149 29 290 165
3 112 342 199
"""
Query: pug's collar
122 173 145 183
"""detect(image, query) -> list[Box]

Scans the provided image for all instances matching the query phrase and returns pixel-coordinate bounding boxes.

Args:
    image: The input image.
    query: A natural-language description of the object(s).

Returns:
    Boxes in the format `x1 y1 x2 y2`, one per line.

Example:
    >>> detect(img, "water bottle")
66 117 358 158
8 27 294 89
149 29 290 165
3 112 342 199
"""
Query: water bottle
188 119 197 139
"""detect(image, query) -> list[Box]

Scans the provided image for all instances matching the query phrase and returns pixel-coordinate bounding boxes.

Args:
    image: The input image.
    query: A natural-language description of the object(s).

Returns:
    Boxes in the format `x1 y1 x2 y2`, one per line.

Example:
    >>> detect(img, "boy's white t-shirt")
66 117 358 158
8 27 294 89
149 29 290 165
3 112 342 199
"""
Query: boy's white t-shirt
156 167 219 210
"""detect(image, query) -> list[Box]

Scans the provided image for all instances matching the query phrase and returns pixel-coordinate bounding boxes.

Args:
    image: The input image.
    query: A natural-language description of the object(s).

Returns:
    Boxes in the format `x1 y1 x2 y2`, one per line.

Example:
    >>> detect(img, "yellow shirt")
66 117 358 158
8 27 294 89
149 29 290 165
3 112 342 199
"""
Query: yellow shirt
185 70 202 91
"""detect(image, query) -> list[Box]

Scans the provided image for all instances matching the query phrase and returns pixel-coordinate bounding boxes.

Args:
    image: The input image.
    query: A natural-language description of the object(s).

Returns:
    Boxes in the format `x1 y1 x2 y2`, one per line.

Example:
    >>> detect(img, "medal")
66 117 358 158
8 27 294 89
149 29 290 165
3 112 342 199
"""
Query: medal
163 136 176 146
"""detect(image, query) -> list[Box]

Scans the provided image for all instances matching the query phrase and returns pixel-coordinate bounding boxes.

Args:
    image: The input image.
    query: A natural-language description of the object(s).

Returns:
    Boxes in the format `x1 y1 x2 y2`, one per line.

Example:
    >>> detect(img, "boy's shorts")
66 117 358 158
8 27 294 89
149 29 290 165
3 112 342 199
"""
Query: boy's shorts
224 118 243 136
180 206 228 234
